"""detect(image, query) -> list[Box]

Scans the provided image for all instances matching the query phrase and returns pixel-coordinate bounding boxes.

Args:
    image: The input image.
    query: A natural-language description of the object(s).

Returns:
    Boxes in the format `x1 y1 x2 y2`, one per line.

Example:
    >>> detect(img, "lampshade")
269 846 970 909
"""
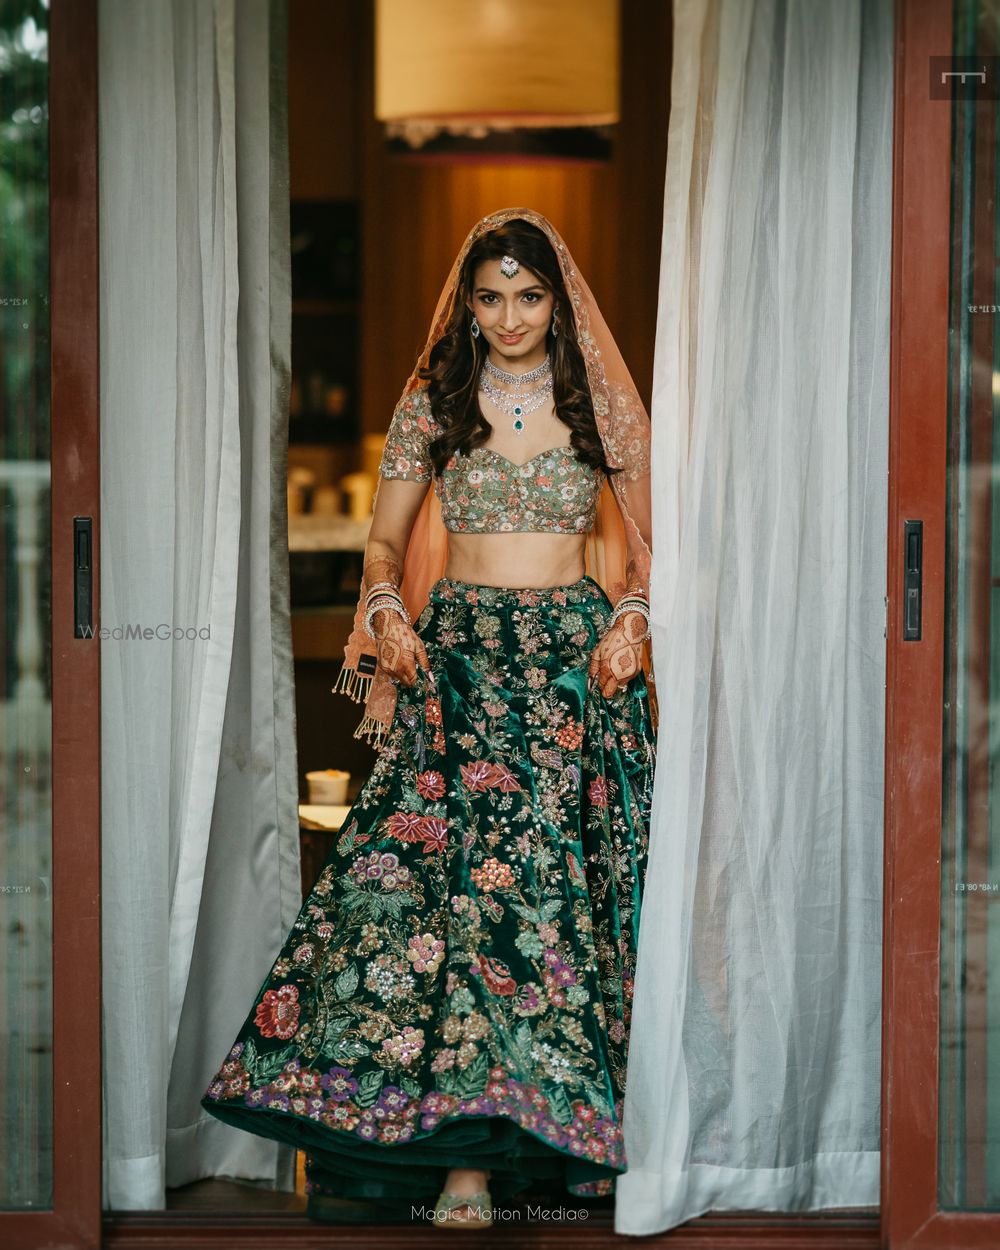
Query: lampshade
374 0 619 148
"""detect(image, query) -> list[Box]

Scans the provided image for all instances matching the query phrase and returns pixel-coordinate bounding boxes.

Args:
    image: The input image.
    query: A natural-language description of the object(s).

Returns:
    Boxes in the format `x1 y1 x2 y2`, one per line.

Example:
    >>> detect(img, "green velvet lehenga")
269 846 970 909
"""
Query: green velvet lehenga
200 572 656 1221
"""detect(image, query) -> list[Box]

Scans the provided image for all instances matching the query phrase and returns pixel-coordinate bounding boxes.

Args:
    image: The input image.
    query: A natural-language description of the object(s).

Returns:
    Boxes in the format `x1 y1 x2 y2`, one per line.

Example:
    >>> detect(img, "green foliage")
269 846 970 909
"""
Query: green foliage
398 1074 422 1100
354 1068 384 1108
333 963 359 1000
437 1051 487 1098
241 1034 298 1086
455 1052 488 1097
1 0 50 458
547 1082 574 1125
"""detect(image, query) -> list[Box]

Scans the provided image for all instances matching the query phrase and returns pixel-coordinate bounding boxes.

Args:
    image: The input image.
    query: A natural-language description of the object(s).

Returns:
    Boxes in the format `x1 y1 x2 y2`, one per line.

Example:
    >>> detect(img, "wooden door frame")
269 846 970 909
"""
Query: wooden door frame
5 0 103 1247
41 0 978 1244
881 0 1000 1245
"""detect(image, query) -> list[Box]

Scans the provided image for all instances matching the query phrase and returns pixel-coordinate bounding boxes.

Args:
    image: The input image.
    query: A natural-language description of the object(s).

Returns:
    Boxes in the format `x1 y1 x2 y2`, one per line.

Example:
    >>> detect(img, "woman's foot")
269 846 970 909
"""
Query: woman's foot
434 1168 492 1227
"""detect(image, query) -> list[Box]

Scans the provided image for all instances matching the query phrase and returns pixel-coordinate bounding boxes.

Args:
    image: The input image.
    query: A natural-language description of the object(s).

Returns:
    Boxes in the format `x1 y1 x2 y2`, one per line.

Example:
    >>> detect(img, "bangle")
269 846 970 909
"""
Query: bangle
365 593 408 619
364 596 410 638
608 598 651 641
365 581 402 602
613 592 649 615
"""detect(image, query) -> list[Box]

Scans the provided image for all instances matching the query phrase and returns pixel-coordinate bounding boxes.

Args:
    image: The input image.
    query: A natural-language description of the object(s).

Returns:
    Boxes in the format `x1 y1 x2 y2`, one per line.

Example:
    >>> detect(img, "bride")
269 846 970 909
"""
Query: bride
201 207 657 1229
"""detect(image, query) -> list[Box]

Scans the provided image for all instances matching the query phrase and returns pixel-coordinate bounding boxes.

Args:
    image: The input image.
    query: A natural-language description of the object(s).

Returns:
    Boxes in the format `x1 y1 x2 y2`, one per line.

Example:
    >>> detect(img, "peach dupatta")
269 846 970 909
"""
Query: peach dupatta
332 207 655 750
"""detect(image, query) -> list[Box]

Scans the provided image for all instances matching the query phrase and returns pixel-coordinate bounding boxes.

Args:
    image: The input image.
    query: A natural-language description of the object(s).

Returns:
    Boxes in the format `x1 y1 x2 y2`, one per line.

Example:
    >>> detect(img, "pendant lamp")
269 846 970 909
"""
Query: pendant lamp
374 0 619 159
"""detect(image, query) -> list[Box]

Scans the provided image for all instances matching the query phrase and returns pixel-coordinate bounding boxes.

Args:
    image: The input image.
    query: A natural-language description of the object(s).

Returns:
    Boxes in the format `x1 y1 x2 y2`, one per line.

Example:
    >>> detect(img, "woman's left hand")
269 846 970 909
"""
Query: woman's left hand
588 610 648 698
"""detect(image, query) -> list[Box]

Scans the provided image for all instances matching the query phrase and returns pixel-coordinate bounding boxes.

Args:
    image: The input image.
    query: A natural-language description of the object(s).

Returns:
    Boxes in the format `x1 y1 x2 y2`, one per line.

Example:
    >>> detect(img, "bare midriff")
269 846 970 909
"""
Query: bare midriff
443 530 587 589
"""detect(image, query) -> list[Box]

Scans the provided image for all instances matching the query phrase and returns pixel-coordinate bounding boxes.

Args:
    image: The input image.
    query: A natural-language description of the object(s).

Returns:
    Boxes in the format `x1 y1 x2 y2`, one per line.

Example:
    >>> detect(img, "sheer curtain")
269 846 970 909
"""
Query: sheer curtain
618 0 892 1234
98 0 301 1208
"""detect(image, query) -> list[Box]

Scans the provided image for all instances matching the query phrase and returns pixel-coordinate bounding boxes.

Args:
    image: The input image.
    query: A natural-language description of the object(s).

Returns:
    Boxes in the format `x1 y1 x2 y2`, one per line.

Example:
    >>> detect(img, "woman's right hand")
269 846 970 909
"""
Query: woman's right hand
371 607 431 688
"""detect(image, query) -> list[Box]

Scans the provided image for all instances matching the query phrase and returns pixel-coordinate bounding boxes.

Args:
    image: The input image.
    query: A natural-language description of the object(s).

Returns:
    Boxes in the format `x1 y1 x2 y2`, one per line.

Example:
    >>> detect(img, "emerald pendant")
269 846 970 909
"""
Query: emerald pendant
513 418 524 432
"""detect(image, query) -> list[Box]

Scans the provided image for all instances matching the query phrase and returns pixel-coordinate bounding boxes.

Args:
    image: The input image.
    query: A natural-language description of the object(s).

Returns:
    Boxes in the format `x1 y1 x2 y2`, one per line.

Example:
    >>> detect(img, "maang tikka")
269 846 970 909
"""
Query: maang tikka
499 254 520 279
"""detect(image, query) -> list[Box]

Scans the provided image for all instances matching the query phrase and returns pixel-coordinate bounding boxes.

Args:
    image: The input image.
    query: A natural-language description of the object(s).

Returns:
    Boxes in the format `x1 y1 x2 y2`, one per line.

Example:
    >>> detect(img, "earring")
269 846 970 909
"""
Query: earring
551 309 559 338
470 314 481 339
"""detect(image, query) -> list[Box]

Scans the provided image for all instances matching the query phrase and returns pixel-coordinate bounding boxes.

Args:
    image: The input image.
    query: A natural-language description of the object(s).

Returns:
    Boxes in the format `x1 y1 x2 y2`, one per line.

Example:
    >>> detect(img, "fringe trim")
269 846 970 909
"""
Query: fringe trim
352 711 388 751
331 662 389 750
330 663 373 705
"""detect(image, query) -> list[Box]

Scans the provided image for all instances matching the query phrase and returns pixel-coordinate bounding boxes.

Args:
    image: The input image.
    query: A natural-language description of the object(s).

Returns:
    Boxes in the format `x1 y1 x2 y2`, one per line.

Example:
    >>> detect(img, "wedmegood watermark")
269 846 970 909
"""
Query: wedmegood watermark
78 623 211 641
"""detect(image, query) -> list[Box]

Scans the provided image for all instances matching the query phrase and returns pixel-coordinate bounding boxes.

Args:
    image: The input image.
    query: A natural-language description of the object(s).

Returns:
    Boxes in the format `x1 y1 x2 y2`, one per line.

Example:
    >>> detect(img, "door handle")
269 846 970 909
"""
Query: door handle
74 516 93 638
903 519 922 641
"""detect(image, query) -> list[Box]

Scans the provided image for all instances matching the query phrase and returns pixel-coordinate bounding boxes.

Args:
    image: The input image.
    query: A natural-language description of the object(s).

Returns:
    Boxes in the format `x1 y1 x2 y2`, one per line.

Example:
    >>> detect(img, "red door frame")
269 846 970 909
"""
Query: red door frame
4 0 103 1248
881 0 1000 1245
31 0 988 1245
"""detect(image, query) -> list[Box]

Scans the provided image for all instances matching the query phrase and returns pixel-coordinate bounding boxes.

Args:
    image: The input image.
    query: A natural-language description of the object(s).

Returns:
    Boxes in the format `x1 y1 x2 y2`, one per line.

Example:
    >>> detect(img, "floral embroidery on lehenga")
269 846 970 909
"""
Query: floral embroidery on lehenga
201 574 655 1212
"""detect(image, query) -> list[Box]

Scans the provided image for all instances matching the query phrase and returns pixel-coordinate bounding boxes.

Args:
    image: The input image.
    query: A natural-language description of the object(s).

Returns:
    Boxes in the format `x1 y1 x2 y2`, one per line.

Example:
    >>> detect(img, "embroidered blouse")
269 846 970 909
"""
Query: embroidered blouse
378 384 606 535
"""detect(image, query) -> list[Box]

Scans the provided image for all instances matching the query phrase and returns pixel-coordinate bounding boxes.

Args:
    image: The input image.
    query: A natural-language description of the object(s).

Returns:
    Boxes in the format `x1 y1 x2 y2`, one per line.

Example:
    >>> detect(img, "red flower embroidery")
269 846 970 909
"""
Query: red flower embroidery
487 762 520 792
460 760 496 792
387 811 426 842
417 817 449 854
423 689 446 753
254 984 300 1040
416 770 446 800
424 693 443 727
587 776 609 807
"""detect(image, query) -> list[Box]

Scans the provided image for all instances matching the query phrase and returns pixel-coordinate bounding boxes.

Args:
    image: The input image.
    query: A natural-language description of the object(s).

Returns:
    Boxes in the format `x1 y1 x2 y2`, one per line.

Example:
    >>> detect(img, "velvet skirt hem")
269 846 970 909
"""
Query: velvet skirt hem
203 1096 620 1217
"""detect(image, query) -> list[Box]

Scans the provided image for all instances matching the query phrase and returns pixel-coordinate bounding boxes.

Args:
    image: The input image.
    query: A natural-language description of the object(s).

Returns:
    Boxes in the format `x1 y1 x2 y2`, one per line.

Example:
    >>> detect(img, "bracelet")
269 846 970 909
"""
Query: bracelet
365 593 409 620
612 595 649 615
364 595 410 638
364 601 409 639
365 581 402 602
609 602 650 624
608 597 651 641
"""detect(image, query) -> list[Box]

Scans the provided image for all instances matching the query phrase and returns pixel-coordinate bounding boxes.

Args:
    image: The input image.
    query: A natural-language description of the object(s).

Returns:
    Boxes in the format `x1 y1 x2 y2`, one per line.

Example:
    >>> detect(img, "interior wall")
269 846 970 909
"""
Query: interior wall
288 0 361 199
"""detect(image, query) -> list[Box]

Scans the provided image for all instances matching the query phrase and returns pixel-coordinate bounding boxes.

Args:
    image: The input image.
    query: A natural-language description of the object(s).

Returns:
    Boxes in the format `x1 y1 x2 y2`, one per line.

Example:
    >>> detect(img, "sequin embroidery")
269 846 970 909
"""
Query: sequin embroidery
378 386 605 535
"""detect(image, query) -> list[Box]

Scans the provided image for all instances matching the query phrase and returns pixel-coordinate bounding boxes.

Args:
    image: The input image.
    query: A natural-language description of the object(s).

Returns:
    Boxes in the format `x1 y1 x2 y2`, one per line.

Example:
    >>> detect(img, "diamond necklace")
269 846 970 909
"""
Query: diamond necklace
479 354 553 432
483 353 552 385
479 370 553 432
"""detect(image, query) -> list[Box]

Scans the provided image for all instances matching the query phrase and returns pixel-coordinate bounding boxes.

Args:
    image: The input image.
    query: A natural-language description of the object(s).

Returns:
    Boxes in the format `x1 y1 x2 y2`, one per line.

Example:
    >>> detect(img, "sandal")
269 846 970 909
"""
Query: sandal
432 1187 493 1228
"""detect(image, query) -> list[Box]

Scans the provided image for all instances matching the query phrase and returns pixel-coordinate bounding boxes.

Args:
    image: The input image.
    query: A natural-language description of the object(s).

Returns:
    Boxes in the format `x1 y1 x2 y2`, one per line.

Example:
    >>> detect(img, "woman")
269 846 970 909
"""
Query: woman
200 208 656 1228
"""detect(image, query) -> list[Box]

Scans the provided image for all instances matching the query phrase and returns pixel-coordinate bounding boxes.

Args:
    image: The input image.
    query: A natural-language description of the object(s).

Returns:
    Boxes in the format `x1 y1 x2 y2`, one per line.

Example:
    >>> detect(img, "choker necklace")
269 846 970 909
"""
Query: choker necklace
483 353 552 386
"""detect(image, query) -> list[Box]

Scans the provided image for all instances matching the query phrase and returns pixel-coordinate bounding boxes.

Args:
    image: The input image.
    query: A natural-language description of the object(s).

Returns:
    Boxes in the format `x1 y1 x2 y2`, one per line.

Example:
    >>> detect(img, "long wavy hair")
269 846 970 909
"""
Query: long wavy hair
417 218 620 480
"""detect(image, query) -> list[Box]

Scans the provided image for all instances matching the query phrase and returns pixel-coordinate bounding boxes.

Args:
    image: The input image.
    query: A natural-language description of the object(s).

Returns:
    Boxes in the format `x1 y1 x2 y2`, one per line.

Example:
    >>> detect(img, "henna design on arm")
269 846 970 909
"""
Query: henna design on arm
364 552 404 595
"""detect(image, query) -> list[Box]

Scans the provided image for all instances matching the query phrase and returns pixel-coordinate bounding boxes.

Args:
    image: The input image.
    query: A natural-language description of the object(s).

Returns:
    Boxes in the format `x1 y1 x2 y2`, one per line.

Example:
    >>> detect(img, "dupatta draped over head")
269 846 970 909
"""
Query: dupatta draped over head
332 207 655 750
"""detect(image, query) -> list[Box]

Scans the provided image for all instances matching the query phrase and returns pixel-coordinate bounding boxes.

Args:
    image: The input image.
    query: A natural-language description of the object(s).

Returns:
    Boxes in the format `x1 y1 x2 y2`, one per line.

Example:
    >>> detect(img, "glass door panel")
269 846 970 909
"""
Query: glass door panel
940 0 1000 1212
0 2 101 1246
0 0 52 1210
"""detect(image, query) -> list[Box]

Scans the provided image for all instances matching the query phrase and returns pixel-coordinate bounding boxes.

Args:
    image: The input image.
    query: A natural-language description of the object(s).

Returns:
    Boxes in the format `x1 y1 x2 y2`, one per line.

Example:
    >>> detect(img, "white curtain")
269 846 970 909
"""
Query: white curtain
99 0 301 1208
619 0 891 1233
